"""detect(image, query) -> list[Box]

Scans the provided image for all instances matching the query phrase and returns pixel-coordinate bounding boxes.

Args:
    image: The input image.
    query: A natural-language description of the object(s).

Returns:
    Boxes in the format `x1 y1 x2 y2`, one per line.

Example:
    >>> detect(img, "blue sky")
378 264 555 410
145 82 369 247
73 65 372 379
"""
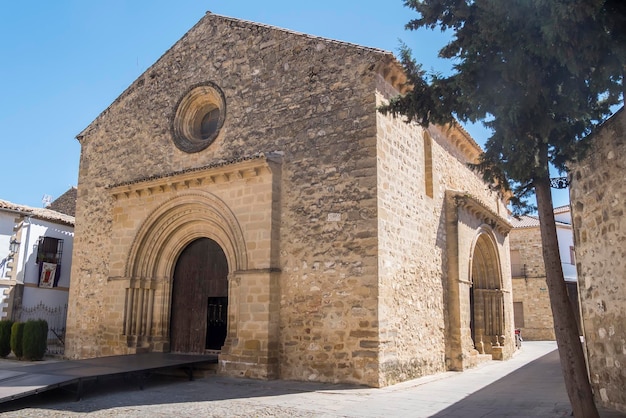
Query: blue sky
0 1 569 209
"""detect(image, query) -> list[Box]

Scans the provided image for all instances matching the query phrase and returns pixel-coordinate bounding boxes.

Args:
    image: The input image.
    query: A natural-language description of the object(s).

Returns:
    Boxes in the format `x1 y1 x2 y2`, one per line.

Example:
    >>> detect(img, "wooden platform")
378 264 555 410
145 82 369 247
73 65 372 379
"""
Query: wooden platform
0 352 218 403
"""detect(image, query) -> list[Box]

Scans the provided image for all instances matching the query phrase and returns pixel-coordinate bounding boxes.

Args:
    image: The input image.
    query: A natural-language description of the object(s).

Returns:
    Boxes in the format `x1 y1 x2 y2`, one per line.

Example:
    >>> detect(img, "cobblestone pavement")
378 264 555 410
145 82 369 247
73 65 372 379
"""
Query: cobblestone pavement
1 341 624 417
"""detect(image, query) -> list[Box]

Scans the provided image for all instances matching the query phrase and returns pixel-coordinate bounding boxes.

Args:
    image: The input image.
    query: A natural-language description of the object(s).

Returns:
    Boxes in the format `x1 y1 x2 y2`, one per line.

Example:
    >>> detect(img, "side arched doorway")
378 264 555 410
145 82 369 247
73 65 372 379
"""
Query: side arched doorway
170 238 229 353
470 233 504 351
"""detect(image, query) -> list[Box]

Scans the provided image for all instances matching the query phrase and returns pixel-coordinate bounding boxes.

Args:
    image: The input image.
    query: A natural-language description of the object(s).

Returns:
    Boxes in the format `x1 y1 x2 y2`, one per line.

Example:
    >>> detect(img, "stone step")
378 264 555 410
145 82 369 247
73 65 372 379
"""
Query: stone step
466 351 493 369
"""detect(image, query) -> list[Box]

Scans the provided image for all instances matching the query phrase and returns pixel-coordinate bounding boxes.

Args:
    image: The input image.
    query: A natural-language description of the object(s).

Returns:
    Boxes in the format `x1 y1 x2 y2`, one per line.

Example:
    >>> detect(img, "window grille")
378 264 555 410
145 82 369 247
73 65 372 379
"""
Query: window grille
36 236 63 287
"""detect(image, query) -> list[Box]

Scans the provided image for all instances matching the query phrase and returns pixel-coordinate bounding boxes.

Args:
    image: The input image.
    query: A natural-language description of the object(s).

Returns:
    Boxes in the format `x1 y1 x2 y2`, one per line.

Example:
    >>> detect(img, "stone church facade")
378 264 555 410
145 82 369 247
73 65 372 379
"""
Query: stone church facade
66 13 514 387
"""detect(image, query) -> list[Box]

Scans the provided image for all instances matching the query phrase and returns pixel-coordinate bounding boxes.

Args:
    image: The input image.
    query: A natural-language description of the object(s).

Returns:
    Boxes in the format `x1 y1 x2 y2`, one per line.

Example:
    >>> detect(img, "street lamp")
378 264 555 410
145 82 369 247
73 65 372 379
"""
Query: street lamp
550 176 569 189
8 238 19 258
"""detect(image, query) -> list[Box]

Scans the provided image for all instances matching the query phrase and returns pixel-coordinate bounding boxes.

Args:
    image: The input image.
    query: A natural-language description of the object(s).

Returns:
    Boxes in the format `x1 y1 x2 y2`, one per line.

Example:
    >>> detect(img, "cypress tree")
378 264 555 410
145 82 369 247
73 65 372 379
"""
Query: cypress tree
381 1 624 416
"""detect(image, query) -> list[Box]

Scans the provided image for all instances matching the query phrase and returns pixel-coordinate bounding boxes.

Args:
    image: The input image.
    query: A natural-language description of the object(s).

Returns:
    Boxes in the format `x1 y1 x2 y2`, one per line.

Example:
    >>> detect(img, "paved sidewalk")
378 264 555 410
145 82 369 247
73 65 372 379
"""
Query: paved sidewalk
1 341 624 417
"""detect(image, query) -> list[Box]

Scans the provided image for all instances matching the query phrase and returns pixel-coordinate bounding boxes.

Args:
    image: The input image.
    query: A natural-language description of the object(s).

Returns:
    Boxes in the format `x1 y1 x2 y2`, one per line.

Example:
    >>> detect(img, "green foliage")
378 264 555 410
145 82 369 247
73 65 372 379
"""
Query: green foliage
381 0 624 212
386 2 623 416
0 320 14 358
10 322 24 359
22 320 48 361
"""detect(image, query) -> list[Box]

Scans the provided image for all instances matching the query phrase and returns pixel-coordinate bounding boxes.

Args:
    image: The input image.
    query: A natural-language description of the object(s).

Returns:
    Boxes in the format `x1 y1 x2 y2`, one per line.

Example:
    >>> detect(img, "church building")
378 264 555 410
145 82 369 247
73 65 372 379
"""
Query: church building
66 13 514 387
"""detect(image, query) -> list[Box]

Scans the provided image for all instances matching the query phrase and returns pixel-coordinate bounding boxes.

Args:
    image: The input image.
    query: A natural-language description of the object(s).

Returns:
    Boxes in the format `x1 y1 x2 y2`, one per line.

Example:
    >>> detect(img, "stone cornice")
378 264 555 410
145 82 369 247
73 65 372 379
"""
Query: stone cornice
448 190 512 235
108 152 282 201
430 123 482 164
374 55 410 95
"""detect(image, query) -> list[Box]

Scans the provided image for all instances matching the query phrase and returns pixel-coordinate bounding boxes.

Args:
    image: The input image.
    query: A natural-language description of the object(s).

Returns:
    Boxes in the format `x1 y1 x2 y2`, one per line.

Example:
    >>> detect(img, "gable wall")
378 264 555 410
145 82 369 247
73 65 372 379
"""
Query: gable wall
68 14 386 385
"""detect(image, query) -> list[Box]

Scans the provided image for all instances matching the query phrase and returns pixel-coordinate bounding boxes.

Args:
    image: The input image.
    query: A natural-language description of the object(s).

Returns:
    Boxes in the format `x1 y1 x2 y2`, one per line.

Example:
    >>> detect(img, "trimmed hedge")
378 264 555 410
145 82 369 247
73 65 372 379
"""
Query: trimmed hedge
10 322 25 359
23 320 48 361
0 320 13 358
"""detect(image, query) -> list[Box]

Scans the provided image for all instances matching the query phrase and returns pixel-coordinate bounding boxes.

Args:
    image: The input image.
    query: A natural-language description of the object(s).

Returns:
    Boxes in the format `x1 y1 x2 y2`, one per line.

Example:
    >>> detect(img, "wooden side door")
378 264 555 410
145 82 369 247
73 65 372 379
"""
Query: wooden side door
205 240 229 350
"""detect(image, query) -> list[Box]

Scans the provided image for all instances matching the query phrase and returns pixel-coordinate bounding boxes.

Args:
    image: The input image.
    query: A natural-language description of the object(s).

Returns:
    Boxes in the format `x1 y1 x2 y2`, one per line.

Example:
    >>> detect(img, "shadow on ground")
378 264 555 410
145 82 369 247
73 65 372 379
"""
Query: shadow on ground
1 349 625 417
0 370 361 415
430 350 625 418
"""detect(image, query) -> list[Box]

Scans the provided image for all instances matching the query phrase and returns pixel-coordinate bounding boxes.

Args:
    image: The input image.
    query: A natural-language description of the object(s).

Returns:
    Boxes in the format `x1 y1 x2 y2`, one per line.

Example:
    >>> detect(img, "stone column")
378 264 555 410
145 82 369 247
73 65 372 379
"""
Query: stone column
444 191 464 370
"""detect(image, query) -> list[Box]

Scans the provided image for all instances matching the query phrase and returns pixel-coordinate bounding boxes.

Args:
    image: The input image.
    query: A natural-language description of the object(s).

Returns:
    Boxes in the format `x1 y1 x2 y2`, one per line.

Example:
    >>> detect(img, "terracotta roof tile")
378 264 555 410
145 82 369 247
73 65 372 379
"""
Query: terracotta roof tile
509 215 541 228
0 199 75 226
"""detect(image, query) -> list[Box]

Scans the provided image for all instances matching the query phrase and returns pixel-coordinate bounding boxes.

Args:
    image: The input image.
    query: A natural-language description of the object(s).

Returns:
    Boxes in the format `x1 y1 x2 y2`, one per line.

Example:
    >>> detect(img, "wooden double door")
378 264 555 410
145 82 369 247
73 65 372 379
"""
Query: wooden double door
170 238 229 353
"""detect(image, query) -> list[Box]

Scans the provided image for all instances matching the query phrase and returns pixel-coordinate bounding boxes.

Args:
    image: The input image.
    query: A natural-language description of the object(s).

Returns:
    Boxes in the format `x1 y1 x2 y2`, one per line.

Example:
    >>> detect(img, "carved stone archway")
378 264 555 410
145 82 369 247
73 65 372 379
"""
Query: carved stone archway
444 190 512 370
105 154 281 378
121 191 248 352
469 229 505 353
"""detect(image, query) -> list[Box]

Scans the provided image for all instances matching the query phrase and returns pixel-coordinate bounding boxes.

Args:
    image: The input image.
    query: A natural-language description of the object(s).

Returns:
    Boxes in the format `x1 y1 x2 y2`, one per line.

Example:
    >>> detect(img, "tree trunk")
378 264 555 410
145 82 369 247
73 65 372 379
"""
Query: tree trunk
534 173 599 418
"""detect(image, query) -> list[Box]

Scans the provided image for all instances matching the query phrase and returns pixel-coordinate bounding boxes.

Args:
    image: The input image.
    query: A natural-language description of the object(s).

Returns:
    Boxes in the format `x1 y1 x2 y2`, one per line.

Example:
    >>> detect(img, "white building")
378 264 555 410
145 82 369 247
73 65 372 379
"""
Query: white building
553 205 577 282
0 193 75 354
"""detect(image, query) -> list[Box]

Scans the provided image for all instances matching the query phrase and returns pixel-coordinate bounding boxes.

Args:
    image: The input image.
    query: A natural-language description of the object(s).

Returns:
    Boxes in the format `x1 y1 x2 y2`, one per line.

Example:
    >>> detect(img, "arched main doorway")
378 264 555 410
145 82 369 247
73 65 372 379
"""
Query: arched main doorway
170 238 229 353
470 233 504 350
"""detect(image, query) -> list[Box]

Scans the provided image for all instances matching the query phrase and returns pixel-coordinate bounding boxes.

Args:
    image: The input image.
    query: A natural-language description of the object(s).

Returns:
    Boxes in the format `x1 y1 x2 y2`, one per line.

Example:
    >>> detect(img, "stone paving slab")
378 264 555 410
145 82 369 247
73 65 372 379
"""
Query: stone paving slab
0 341 624 417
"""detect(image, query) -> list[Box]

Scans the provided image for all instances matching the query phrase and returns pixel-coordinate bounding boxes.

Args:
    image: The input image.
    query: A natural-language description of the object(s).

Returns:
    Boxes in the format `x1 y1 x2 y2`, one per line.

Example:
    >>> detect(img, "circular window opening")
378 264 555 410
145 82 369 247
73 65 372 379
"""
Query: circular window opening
200 107 220 139
172 83 226 153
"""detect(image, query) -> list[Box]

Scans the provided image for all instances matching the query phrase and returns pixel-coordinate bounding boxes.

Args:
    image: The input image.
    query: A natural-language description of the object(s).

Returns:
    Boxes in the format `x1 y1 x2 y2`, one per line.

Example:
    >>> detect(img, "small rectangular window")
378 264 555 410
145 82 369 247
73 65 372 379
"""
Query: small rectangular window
513 302 524 328
37 236 63 265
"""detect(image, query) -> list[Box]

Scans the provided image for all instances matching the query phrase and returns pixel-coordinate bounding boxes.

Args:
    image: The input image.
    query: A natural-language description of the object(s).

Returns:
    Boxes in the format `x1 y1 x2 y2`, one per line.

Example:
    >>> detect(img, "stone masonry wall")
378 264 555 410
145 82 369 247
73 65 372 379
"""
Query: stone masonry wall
511 277 555 340
375 84 512 384
570 109 626 413
67 13 387 386
509 227 556 340
375 91 445 385
510 227 546 279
